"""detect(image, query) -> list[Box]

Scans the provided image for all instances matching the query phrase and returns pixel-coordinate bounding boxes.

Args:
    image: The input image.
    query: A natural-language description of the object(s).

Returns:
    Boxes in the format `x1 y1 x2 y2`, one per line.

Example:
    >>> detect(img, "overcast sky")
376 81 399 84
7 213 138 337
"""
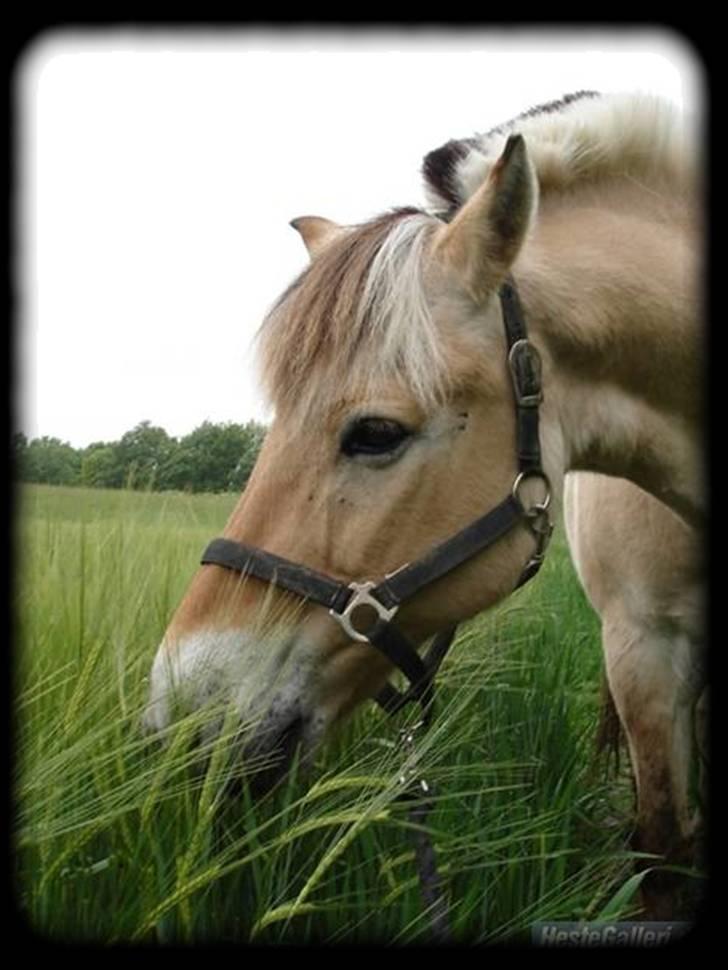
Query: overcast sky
16 27 701 447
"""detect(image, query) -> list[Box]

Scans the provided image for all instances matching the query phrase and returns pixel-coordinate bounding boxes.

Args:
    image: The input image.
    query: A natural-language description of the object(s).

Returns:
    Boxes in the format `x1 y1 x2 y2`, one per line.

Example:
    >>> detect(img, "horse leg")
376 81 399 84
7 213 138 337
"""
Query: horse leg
602 609 703 920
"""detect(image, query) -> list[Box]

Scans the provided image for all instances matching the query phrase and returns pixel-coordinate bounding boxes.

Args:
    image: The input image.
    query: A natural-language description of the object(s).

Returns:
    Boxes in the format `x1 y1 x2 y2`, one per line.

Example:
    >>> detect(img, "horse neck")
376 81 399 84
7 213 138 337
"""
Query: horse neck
517 177 703 528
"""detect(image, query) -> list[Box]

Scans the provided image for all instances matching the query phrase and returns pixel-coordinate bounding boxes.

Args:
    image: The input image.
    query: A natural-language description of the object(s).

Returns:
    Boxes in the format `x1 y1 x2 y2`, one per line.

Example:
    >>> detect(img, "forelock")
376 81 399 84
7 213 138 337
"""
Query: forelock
257 207 450 419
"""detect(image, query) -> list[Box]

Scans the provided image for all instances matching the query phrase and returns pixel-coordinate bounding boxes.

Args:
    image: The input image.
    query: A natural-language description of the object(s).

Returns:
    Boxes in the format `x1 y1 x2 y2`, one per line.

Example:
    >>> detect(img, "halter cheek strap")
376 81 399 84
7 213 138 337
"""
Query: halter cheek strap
200 277 553 721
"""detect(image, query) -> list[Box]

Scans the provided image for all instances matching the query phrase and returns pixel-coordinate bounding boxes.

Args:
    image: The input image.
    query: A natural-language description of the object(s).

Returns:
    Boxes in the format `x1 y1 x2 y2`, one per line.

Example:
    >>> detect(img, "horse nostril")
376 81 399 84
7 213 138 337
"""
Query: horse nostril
275 715 305 762
244 714 306 797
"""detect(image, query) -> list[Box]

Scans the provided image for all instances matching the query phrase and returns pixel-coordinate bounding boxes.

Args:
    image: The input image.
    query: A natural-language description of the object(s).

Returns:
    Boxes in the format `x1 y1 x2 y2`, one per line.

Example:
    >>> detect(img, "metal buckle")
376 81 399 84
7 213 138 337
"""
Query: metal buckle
508 338 543 408
330 581 399 643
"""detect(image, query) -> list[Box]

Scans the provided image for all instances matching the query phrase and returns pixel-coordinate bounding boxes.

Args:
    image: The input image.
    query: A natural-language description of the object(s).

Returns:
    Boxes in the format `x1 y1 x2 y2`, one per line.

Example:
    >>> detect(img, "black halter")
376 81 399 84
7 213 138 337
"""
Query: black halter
200 278 552 721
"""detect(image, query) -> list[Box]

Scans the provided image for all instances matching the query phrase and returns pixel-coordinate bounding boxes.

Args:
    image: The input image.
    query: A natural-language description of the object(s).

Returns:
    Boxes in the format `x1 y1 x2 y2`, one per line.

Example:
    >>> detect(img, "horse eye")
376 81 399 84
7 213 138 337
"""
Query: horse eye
341 418 412 458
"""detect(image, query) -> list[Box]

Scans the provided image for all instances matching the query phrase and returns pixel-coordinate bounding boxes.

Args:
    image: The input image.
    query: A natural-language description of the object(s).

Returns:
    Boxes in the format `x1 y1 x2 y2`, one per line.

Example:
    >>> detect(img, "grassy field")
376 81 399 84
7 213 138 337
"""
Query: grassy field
15 483 645 944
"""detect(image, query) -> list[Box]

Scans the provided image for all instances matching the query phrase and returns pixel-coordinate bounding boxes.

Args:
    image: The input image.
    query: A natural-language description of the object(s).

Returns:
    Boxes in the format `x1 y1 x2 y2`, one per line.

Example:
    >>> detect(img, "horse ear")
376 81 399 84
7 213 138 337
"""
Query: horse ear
433 134 537 300
289 215 344 259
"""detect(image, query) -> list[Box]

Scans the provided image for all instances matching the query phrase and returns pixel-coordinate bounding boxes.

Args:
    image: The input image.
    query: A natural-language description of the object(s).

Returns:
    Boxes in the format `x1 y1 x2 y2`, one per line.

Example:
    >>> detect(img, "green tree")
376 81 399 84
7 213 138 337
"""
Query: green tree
115 421 177 490
228 421 267 491
20 437 82 485
165 421 251 493
80 443 124 489
157 446 197 492
12 432 28 479
16 419 267 494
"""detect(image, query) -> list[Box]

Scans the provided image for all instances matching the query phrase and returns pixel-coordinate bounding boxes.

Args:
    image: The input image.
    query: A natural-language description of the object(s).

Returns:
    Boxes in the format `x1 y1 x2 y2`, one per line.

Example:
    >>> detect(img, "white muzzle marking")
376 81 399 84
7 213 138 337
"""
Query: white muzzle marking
142 626 330 752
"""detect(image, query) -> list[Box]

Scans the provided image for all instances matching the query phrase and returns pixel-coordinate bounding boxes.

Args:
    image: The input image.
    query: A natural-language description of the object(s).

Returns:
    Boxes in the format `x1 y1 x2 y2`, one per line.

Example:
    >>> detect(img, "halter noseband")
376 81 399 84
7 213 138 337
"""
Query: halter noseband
200 278 552 721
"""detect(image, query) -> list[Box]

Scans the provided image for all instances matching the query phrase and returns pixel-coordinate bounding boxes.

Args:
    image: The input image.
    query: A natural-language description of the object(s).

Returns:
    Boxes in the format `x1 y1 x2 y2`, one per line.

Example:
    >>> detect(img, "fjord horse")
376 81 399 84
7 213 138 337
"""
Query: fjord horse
145 92 703 919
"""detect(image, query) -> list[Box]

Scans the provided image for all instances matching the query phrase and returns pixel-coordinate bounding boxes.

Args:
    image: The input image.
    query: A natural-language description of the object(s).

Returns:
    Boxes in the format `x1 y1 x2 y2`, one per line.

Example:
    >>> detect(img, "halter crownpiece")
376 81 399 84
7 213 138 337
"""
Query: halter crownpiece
200 276 553 720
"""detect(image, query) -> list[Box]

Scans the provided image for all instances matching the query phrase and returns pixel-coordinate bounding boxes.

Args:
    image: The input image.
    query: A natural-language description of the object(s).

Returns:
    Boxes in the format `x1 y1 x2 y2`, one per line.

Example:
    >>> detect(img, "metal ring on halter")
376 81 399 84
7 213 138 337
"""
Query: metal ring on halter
331 580 400 643
512 469 552 515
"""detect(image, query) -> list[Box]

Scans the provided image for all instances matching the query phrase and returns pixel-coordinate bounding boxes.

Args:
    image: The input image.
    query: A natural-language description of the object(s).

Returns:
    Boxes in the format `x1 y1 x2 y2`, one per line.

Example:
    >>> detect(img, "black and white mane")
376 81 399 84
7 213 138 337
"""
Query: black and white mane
422 90 689 217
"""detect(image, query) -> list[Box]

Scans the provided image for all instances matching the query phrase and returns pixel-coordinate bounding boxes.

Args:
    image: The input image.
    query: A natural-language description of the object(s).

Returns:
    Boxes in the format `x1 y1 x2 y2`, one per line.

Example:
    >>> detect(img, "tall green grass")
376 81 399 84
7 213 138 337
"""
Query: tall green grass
15 484 641 943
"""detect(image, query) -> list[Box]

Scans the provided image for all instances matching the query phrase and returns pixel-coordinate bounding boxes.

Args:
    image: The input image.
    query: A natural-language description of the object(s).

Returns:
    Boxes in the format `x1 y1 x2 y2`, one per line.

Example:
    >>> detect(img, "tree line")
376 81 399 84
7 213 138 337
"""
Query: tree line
13 419 267 494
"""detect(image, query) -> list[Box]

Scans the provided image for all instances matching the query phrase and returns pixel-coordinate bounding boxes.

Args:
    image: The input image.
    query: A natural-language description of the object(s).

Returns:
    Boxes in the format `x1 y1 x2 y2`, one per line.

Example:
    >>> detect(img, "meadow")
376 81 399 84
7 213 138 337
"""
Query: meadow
15 483 646 943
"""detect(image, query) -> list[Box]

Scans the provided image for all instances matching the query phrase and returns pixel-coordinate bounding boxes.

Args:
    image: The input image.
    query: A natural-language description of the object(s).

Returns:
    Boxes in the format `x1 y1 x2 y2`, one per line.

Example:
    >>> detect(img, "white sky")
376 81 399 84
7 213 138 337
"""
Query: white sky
16 27 702 447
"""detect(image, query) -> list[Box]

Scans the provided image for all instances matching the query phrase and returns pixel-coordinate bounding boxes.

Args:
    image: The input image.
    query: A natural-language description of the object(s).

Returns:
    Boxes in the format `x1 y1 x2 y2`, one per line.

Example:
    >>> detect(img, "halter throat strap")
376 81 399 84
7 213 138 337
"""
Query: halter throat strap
200 277 552 719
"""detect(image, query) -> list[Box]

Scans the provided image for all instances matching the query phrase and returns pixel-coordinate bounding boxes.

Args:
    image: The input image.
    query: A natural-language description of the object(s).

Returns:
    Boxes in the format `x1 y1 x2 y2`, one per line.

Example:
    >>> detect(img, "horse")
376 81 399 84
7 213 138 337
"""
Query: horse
421 91 705 918
143 91 703 919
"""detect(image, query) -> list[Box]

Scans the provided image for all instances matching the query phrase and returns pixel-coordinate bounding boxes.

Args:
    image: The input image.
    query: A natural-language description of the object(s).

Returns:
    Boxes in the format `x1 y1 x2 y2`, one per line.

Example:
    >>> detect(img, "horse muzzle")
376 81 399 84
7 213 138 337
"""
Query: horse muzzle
141 624 343 790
